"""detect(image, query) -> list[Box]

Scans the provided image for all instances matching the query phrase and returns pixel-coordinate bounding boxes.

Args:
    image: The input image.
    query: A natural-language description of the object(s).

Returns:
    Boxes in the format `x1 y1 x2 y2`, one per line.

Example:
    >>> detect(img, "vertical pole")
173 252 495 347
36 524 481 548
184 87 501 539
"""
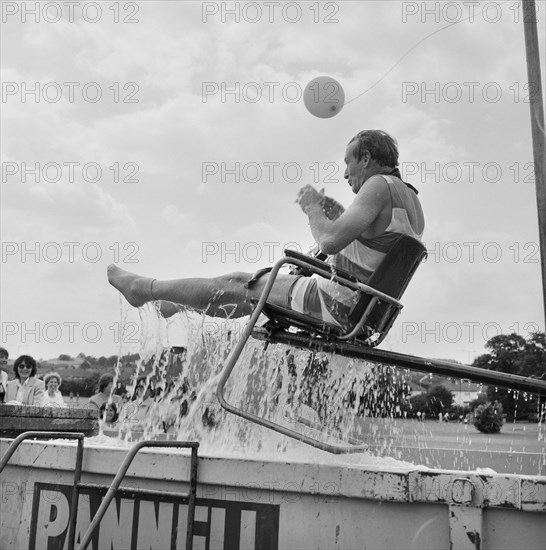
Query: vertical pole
185 446 198 550
522 0 546 329
68 437 85 550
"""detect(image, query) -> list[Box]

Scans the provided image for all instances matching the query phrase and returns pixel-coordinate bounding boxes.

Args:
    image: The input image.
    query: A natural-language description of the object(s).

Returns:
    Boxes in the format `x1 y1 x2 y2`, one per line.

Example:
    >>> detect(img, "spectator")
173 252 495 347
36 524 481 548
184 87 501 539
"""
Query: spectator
42 372 67 408
0 347 9 403
131 377 154 425
5 355 45 406
99 402 120 425
87 373 122 412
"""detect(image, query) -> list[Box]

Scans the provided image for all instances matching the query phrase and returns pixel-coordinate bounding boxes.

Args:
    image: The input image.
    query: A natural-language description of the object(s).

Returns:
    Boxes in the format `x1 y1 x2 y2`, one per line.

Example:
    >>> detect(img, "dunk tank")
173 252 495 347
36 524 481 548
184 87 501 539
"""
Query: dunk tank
2 1 546 549
1 312 545 550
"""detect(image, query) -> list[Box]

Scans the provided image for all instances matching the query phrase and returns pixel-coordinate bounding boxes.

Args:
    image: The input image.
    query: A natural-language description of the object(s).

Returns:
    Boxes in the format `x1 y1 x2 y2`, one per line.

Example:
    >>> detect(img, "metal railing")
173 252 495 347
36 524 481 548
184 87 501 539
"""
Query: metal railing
0 431 85 550
0 432 199 550
77 440 199 550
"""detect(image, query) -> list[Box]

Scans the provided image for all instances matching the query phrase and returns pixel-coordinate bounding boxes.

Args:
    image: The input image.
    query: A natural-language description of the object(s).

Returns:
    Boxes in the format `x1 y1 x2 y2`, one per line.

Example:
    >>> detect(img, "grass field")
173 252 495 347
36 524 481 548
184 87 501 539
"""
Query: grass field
68 396 545 475
357 419 546 476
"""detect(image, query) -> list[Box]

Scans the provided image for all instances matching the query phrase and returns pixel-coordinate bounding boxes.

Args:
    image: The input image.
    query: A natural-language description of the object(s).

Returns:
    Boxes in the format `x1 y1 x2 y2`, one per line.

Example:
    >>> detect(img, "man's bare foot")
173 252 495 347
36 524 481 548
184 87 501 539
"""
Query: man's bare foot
107 264 154 308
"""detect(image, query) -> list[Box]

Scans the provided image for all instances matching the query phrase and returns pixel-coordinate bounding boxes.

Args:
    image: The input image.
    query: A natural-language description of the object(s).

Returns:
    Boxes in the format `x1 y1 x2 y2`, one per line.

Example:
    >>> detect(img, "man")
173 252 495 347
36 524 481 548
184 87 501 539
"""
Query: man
108 130 424 328
87 373 122 413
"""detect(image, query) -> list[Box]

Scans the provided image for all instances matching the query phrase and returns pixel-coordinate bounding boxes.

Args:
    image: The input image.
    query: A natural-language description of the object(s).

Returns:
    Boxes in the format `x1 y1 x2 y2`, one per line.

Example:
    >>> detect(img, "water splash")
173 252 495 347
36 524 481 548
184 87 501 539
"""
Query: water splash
102 307 422 468
100 307 545 475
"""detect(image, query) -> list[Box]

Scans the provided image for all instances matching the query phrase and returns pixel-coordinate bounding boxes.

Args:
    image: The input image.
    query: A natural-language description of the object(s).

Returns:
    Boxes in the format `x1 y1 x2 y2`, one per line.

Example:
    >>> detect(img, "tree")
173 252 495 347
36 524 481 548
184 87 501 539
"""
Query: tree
473 402 503 433
58 354 72 361
60 371 101 397
472 332 545 421
406 392 427 417
408 384 454 417
425 385 454 416
468 392 487 411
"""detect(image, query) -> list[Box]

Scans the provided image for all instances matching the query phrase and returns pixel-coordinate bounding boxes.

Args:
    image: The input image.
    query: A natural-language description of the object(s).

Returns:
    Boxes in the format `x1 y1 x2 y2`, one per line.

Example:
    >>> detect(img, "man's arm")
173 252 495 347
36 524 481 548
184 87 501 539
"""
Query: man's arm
297 177 390 255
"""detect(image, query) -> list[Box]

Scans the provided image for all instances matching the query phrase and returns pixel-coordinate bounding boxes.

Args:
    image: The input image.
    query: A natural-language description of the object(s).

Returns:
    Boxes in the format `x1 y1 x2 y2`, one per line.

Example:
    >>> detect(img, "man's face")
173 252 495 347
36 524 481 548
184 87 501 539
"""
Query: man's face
344 141 369 194
0 355 8 372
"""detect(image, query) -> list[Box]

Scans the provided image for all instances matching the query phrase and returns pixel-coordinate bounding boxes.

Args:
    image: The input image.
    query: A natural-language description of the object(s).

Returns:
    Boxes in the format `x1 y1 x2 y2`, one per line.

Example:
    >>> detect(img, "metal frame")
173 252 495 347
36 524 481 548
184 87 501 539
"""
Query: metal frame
77 440 199 550
217 253 546 454
253 328 546 396
1 434 199 550
0 431 85 550
217 254 390 454
271 256 404 342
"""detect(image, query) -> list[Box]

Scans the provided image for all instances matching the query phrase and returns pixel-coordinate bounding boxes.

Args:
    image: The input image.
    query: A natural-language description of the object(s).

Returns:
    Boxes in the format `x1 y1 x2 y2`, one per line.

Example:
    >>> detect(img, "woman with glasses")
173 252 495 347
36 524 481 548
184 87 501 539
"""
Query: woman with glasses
5 355 45 406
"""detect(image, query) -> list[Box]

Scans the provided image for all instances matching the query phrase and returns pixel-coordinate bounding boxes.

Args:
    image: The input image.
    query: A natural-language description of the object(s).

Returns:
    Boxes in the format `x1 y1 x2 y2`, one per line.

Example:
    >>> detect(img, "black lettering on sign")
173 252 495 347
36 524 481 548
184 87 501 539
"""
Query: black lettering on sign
29 482 279 550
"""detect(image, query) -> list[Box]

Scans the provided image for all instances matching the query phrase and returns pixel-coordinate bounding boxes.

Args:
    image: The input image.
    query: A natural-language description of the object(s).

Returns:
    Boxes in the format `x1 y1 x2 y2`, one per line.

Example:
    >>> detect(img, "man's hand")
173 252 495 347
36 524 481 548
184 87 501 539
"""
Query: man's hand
322 195 345 220
296 184 324 213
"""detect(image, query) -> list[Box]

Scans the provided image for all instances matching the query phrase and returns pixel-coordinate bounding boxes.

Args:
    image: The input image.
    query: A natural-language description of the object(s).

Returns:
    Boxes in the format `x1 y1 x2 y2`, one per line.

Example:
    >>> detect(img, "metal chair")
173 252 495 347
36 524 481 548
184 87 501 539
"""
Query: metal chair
216 235 428 454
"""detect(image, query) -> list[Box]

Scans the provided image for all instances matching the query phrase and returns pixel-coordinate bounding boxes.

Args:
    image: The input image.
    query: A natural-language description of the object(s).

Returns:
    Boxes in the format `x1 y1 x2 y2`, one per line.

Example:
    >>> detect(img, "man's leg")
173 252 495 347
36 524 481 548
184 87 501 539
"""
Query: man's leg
107 264 297 318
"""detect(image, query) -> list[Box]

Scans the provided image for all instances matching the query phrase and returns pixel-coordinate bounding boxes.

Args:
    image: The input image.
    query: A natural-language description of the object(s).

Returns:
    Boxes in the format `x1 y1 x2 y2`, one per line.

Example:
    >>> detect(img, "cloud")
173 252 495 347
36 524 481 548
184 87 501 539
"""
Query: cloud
2 0 544 362
161 204 194 233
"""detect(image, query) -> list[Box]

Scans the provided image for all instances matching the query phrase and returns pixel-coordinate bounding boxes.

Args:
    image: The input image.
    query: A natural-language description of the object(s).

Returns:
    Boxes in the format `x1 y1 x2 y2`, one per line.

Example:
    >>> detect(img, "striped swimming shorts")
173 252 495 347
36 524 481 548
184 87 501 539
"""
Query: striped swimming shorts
288 275 362 329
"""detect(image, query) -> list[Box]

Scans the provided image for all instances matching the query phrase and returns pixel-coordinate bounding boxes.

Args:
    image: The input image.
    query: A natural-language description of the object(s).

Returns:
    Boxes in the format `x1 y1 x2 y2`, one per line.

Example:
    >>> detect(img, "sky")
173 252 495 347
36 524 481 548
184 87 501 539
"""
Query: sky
1 0 545 364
